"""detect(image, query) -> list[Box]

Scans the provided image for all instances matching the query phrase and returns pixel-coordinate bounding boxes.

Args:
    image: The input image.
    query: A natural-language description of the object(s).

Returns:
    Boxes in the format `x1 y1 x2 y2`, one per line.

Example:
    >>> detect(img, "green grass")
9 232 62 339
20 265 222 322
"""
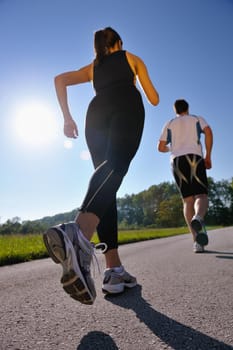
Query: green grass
0 226 218 266
114 227 189 244
0 234 47 266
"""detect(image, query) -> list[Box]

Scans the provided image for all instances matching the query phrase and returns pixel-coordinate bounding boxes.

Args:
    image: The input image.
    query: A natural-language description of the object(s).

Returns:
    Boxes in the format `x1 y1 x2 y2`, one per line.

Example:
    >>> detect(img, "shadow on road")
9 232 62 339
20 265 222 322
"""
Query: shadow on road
101 285 233 350
77 331 119 350
215 256 233 260
204 250 233 260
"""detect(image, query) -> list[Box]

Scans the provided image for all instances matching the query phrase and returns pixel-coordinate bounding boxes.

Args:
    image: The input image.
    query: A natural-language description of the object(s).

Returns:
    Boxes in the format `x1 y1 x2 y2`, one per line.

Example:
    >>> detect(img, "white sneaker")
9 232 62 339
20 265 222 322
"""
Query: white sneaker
193 242 204 253
43 222 96 305
102 266 137 294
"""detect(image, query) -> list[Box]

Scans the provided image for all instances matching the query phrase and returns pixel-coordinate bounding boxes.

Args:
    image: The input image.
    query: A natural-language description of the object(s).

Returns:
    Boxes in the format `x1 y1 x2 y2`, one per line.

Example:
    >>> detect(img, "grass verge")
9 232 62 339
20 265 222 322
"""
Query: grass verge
0 227 217 266
0 234 47 266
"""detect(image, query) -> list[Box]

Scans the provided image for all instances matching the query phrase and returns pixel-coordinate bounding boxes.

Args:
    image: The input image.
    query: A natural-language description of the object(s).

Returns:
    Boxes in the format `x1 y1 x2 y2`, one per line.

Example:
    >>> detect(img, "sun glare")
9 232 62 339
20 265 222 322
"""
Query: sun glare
64 139 73 149
13 101 59 149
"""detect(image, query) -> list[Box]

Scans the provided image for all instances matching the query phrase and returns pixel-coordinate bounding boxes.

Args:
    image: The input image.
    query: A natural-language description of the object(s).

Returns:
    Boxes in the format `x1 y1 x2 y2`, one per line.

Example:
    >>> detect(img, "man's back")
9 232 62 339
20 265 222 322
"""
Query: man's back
163 114 208 159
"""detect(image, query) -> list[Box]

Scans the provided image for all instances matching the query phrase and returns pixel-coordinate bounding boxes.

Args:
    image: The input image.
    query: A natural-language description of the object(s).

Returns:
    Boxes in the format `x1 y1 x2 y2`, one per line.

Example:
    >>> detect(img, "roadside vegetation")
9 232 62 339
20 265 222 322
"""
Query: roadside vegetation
1 177 231 266
0 227 219 267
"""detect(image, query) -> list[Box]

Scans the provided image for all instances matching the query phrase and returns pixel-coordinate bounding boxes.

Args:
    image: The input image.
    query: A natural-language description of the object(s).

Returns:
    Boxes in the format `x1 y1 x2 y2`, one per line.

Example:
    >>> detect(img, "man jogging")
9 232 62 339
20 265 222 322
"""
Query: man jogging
158 99 213 253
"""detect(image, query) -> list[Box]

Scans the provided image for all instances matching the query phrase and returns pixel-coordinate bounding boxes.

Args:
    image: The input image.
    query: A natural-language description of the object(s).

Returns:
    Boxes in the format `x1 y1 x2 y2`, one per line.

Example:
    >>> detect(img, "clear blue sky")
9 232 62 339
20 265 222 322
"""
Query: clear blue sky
1 0 233 224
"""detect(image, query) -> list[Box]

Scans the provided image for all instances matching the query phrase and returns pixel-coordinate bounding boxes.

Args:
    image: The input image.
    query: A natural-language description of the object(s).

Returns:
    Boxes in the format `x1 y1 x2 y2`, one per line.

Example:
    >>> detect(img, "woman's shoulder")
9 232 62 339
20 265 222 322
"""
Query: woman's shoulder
125 51 141 61
126 51 146 68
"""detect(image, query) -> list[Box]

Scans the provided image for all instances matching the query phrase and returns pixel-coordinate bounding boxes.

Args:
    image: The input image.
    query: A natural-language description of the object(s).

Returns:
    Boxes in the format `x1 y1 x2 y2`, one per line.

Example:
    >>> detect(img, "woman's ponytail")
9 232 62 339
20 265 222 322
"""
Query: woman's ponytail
94 27 122 66
94 30 107 66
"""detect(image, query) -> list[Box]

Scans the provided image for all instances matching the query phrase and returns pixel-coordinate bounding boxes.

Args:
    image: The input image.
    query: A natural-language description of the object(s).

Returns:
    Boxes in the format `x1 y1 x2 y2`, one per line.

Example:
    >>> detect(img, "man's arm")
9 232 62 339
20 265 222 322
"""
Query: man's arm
157 140 170 153
203 126 213 169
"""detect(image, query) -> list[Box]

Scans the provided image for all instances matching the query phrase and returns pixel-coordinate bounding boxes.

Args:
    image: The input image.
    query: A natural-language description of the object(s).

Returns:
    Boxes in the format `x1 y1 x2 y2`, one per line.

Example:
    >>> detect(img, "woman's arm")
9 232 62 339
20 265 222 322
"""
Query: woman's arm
126 52 159 106
54 63 93 138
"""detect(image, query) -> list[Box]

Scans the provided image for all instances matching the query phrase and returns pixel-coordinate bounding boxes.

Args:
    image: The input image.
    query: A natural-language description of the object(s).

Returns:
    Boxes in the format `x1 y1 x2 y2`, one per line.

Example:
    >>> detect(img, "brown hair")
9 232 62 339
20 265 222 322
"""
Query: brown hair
94 27 122 66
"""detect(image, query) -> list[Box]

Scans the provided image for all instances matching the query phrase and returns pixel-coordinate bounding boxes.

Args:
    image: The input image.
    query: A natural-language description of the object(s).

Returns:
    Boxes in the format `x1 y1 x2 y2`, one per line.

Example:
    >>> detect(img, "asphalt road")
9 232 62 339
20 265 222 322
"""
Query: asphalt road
1 227 233 350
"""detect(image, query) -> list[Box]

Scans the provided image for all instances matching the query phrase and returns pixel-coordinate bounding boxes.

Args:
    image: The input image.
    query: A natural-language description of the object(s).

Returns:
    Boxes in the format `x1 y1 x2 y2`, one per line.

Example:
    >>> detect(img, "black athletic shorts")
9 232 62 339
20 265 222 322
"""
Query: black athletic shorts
172 154 208 198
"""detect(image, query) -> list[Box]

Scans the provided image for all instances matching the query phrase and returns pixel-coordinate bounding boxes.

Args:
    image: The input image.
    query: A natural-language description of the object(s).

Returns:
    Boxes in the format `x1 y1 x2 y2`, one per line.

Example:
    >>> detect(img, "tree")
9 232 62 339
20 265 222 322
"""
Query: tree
207 177 233 225
1 178 233 234
156 194 184 227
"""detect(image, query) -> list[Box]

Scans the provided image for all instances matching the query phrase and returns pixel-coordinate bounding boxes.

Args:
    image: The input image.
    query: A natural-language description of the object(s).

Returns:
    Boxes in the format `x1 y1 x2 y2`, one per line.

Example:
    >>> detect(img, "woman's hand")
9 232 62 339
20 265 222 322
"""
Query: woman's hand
64 118 78 138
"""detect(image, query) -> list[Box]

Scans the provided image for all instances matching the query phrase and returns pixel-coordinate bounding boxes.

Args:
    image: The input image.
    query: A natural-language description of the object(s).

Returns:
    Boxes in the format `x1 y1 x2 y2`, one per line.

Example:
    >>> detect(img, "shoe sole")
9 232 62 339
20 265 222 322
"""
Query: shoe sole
196 232 208 246
191 218 202 233
43 228 94 305
102 281 137 294
191 219 208 246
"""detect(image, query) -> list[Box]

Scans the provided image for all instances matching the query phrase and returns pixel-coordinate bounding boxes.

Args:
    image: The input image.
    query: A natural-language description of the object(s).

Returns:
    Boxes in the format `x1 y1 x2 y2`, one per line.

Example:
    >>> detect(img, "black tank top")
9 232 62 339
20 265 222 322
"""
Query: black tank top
93 50 134 93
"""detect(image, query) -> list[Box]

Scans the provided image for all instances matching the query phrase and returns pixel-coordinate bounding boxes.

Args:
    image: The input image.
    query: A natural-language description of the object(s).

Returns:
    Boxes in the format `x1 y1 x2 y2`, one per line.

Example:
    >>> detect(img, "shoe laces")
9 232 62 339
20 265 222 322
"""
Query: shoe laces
91 242 108 276
77 238 108 276
94 242 108 254
68 223 108 276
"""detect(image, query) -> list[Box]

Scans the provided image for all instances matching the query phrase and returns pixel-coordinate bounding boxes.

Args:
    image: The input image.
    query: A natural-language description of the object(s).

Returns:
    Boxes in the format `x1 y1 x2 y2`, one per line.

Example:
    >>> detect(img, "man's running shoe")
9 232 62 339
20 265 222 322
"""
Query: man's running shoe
191 215 209 246
43 222 96 305
193 242 205 253
102 266 137 294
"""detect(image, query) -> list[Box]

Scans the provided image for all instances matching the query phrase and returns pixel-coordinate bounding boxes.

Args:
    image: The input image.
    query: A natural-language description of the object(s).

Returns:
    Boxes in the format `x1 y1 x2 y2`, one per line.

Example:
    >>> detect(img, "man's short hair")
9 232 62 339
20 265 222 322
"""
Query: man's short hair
174 99 189 114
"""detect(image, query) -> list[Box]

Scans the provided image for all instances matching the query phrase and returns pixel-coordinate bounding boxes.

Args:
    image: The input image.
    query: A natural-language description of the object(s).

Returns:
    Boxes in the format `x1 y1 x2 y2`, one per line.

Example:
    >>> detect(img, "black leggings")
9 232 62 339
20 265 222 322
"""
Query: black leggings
79 86 145 250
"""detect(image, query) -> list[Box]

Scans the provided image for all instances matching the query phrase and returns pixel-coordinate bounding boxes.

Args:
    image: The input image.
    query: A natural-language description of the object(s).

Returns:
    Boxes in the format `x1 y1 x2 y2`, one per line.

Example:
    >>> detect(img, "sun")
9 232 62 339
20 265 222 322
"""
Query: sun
13 101 59 149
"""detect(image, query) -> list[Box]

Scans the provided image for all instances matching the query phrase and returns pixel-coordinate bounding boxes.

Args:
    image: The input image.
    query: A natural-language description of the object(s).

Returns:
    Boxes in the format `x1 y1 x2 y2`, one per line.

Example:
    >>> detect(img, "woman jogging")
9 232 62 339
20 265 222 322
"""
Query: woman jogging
43 27 159 305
